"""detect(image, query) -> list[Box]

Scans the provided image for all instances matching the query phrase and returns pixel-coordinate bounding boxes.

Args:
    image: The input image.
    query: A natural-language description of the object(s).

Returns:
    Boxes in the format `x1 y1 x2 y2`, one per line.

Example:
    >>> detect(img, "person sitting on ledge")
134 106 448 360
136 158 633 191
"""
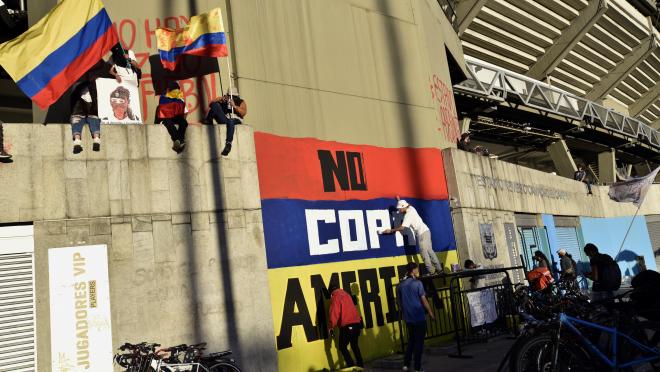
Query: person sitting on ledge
204 87 247 156
0 121 11 159
156 81 188 154
69 80 101 153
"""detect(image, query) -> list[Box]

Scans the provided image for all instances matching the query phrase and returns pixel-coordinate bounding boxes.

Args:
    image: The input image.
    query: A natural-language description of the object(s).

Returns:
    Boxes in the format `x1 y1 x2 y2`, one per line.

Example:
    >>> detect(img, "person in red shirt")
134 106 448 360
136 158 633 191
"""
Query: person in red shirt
328 284 364 368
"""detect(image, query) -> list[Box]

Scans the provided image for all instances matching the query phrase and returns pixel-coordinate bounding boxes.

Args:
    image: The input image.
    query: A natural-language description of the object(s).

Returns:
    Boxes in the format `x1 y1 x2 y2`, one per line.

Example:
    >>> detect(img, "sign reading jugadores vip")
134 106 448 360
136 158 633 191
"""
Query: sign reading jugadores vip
48 245 113 372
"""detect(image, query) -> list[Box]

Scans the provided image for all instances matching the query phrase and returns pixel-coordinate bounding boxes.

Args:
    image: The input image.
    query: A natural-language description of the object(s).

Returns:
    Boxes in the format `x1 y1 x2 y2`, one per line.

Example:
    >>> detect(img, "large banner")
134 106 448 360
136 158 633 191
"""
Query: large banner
48 245 113 372
255 133 457 371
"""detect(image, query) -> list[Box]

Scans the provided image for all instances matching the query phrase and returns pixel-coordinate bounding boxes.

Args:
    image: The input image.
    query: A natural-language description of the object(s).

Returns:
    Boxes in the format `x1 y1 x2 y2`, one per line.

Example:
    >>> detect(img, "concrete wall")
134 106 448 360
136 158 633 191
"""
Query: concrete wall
0 123 277 372
26 0 466 150
444 148 660 280
443 148 660 218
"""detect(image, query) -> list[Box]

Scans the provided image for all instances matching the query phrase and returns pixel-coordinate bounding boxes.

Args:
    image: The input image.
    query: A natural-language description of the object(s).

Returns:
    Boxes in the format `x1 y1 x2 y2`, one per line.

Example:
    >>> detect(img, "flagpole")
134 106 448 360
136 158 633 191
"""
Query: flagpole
225 31 235 118
614 203 642 260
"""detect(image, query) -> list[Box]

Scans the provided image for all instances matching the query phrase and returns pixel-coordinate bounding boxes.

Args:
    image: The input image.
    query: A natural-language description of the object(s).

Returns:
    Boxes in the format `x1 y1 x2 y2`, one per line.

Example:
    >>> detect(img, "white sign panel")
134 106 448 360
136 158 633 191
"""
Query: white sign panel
97 78 142 124
49 245 113 372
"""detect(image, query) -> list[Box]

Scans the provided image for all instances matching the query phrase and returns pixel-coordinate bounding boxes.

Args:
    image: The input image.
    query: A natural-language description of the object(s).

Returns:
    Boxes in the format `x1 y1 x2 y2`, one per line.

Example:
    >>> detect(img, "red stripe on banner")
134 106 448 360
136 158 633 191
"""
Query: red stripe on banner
31 27 118 109
184 44 228 58
255 132 449 201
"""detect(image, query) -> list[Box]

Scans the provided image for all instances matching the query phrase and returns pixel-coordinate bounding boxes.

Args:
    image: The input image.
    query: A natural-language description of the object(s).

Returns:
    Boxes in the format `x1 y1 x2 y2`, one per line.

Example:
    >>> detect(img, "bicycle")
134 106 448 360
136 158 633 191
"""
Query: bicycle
508 292 660 372
114 342 241 372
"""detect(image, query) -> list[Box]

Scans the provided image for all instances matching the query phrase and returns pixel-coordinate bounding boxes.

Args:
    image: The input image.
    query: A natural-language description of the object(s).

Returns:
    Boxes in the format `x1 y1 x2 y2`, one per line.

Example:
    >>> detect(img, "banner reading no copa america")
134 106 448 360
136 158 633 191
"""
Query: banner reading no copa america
48 245 113 372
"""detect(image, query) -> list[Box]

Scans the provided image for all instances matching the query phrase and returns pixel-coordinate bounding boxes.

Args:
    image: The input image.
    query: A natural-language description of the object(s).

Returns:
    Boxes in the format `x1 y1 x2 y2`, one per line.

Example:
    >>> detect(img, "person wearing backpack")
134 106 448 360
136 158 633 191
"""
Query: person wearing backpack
584 243 621 301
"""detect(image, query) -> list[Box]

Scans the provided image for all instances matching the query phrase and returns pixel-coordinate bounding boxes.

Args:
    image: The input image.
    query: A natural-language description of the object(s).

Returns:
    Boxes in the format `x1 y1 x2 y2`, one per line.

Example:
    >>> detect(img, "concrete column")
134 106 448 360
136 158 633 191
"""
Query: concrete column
598 148 616 184
460 117 471 134
547 140 577 178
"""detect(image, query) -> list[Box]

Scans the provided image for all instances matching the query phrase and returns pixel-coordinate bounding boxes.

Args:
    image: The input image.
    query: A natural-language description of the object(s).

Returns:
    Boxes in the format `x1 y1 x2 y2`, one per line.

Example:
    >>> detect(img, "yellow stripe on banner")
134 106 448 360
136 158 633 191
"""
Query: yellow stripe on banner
0 0 105 81
156 7 225 51
267 251 458 372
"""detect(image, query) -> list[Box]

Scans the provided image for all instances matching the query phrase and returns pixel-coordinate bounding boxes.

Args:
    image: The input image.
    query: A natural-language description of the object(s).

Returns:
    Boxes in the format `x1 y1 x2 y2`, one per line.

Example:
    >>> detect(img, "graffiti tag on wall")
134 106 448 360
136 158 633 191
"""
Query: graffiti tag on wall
430 74 460 143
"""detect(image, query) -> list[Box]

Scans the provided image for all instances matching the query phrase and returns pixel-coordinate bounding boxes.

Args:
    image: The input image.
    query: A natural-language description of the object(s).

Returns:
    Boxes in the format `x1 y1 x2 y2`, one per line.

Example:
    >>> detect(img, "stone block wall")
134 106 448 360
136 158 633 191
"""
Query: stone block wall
0 123 277 372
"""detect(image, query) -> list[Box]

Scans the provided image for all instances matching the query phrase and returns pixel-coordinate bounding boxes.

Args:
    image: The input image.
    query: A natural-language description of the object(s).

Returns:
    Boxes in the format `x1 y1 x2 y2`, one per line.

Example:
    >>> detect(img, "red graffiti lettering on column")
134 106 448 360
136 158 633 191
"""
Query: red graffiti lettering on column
119 19 137 50
430 74 460 143
144 18 162 49
179 16 190 25
164 16 179 29
181 79 200 116
141 74 155 123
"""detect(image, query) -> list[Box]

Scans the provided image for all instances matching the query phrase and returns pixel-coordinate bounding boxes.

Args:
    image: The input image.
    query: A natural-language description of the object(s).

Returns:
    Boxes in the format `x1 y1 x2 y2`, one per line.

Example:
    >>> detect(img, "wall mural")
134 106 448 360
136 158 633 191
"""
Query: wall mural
255 132 457 371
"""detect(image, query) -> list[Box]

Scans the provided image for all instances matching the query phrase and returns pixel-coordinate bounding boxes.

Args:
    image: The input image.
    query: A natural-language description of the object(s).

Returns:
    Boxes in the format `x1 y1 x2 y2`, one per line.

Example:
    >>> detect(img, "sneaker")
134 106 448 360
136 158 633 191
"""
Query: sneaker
0 149 11 159
73 139 83 154
92 137 101 152
172 140 181 152
221 142 232 156
402 367 409 371
179 140 186 151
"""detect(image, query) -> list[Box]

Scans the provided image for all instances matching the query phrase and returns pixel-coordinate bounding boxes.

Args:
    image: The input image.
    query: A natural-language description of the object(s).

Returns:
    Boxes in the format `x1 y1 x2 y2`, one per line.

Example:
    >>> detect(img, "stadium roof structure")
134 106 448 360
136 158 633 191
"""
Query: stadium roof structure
456 0 659 127
452 0 660 171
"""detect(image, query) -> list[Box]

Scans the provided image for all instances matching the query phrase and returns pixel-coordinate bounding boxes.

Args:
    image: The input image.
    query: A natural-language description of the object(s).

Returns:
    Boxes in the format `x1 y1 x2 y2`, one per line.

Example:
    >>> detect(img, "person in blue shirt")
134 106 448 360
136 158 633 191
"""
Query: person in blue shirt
397 262 435 372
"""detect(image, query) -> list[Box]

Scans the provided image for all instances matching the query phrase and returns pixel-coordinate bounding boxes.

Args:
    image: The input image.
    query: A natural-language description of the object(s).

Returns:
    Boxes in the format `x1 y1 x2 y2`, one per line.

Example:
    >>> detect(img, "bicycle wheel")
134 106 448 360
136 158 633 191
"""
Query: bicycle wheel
207 362 242 372
509 333 594 372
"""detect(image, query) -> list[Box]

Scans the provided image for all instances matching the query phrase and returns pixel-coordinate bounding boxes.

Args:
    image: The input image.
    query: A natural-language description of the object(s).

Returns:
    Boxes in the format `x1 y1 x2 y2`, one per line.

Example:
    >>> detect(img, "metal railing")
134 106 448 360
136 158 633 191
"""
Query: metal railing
454 57 660 149
396 267 523 356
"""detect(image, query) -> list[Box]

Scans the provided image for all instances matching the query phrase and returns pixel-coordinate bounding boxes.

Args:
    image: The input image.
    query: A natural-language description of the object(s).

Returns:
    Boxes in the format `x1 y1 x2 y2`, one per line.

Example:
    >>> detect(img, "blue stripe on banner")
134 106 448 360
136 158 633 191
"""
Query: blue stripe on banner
158 32 227 62
261 198 456 269
158 96 185 105
16 9 113 98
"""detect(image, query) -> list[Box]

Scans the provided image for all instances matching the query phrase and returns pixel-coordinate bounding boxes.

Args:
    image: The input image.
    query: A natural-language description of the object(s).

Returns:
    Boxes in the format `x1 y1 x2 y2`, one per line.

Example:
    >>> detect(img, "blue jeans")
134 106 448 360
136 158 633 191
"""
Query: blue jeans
404 321 427 370
71 115 100 139
207 102 241 143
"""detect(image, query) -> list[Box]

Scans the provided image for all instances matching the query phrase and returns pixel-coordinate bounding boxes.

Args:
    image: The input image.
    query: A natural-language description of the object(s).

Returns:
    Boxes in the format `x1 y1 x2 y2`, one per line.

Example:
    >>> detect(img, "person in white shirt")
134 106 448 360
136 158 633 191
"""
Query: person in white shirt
383 199 443 275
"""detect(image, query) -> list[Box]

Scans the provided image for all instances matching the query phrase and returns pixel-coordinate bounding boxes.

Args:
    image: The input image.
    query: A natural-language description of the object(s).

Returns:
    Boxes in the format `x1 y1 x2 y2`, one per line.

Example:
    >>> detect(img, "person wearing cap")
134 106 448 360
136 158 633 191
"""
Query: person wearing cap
397 262 435 372
204 87 247 156
327 283 364 369
382 199 443 275
70 79 101 153
104 86 140 123
558 249 577 282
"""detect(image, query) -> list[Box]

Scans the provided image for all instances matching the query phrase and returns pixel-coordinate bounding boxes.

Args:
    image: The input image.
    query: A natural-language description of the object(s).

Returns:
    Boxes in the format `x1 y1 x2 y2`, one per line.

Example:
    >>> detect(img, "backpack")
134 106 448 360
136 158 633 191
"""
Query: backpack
597 254 621 291
527 267 554 291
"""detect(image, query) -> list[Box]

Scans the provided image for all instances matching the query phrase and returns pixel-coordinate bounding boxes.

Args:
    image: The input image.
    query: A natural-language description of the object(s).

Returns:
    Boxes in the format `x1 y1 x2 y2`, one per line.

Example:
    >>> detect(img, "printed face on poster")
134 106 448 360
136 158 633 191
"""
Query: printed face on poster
48 244 113 372
480 223 497 260
97 78 142 124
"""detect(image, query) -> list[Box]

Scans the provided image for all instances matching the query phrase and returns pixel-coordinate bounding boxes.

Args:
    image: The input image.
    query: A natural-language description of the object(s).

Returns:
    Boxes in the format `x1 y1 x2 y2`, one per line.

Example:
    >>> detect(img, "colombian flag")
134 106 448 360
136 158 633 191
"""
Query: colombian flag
0 0 117 109
156 8 228 71
157 89 186 119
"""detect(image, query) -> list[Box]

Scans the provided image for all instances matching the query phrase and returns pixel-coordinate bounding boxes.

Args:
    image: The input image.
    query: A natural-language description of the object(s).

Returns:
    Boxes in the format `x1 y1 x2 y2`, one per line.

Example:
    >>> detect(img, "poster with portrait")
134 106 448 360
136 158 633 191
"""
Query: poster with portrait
480 223 497 260
96 78 142 124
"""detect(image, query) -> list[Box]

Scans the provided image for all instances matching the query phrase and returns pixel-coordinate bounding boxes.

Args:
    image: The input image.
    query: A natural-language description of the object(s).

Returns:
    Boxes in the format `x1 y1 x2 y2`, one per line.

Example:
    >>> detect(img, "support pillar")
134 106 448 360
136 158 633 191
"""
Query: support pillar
598 148 616 184
547 140 577 178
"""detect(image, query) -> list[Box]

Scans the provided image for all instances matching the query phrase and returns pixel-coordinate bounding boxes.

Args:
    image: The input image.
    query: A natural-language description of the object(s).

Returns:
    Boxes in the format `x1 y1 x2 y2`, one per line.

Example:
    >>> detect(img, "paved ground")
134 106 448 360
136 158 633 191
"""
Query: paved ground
366 335 515 372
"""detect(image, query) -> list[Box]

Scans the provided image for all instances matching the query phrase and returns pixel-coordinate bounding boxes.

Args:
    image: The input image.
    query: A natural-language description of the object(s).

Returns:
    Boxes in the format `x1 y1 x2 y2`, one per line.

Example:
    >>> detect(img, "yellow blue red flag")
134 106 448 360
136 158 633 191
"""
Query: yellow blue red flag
156 8 228 71
0 0 117 109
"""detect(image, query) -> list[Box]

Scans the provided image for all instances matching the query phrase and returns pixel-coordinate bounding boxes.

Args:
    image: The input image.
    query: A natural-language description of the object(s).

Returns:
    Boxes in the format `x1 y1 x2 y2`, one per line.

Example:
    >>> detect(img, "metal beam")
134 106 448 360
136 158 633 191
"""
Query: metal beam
584 35 657 101
527 0 608 80
629 82 660 117
456 0 488 35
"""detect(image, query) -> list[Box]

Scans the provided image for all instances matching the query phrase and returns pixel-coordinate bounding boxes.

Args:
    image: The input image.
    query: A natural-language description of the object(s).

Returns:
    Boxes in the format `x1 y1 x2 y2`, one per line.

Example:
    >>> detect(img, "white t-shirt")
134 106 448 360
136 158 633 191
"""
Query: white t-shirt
401 206 429 237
